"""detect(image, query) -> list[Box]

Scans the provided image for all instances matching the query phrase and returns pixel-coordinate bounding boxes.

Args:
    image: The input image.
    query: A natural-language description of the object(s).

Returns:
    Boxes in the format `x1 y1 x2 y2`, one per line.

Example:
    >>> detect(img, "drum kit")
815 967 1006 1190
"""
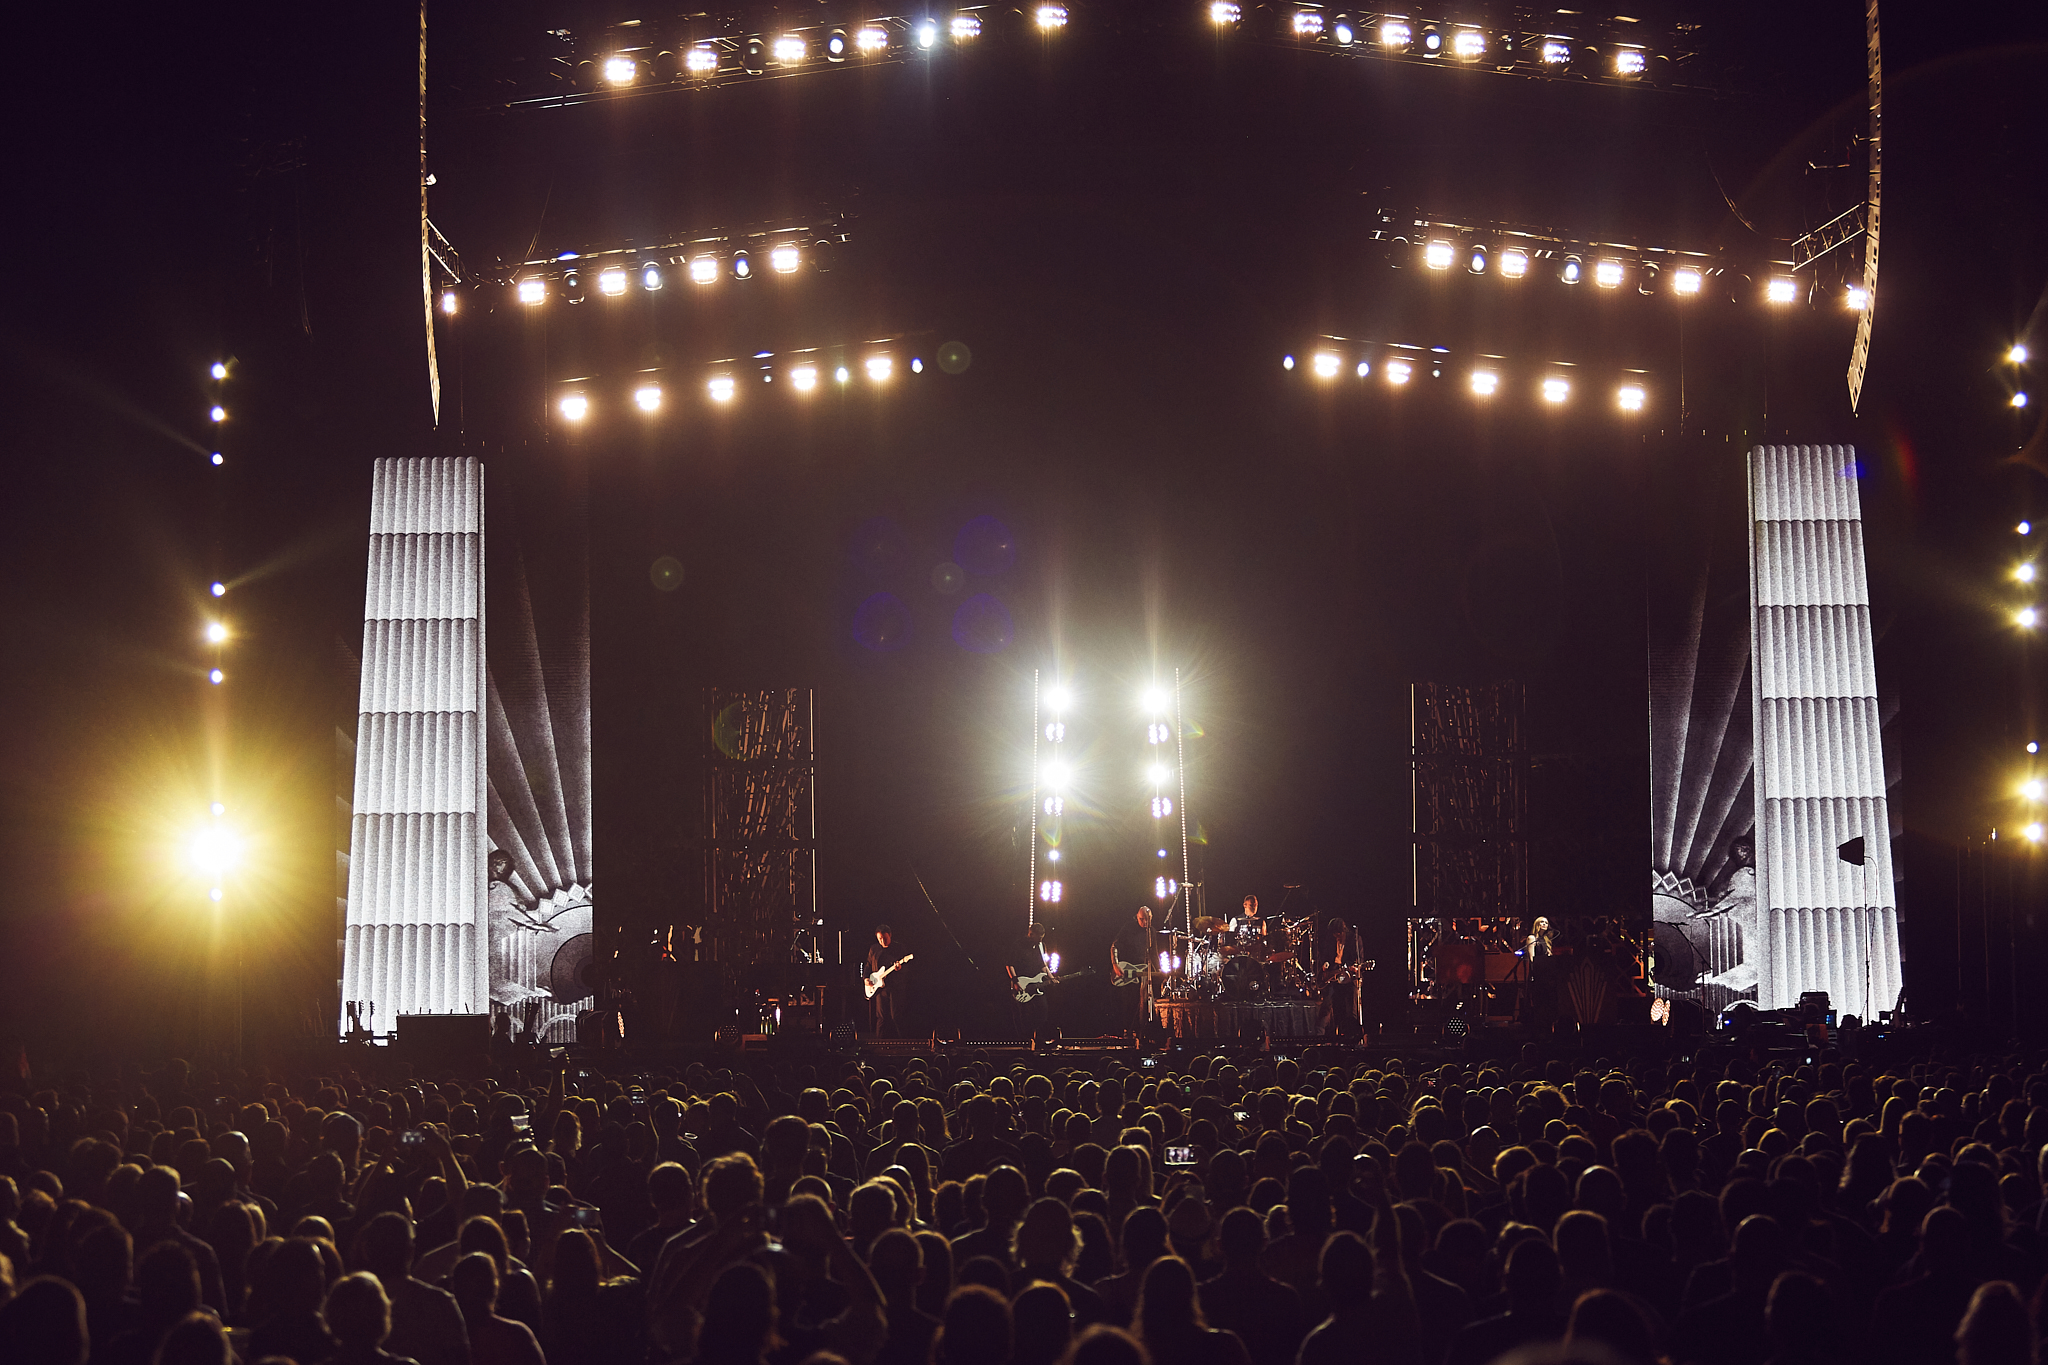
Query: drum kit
1159 913 1317 1002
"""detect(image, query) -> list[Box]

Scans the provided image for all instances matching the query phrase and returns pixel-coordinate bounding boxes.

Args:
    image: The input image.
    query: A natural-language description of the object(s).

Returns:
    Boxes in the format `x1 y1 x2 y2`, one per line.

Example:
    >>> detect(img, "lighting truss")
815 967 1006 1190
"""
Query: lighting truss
493 5 1048 111
551 333 939 423
1232 5 1701 90
1287 336 1652 414
451 216 853 311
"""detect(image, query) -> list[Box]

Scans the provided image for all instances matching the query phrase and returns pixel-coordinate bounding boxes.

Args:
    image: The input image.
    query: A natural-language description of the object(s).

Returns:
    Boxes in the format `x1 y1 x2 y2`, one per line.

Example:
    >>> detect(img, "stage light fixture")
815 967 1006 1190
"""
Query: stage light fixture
559 393 589 421
205 621 228 644
1595 258 1624 288
209 669 224 684
1282 355 1295 370
1451 28 1485 58
209 405 226 423
866 355 894 382
2020 607 2040 628
210 362 228 380
439 290 458 314
1292 11 1325 37
211 801 225 817
2019 563 2037 583
689 256 719 284
1672 267 1702 295
210 453 223 466
686 43 720 73
1499 248 1529 278
1046 684 1072 711
952 13 982 40
1152 796 1174 818
604 55 636 85
2031 823 2047 843
2014 393 2031 409
2012 344 2032 365
2023 778 2046 801
1355 361 1370 377
1148 763 1171 784
1766 277 1799 304
1470 370 1498 397
1540 38 1571 64
210 582 225 597
1046 760 1070 789
1561 256 1582 284
1424 239 1455 270
835 366 851 383
518 278 546 304
732 251 752 279
1142 686 1169 713
1845 285 1869 310
790 364 819 391
597 268 627 296
1614 47 1646 76
1334 19 1355 44
857 25 889 53
1211 1 1242 24
1147 722 1170 744
1421 27 1442 52
774 34 807 63
708 376 736 403
916 21 939 48
1047 848 1061 861
633 384 663 413
1379 17 1411 47
1039 879 1064 903
1044 795 1064 816
911 357 924 374
2021 522 2034 535
770 244 801 273
636 264 661 292
1618 383 1646 412
1036 5 1069 29
1469 246 1488 273
1046 721 1067 742
1312 351 1342 378
1542 376 1571 403
1386 357 1414 384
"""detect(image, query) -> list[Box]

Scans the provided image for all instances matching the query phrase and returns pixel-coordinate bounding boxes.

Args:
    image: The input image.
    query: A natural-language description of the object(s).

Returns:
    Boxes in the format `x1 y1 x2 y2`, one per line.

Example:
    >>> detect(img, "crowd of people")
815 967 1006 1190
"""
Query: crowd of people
0 1038 2041 1365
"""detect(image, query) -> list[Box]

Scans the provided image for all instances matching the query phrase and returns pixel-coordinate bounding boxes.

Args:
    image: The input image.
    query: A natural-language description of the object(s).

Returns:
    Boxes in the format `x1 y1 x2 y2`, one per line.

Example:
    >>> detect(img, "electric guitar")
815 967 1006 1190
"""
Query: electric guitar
864 953 915 1000
1011 967 1095 1003
1112 960 1149 988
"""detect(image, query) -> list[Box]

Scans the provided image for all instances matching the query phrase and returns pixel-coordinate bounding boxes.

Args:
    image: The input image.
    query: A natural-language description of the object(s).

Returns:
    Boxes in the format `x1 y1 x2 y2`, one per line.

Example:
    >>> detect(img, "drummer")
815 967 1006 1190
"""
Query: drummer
1239 894 1289 952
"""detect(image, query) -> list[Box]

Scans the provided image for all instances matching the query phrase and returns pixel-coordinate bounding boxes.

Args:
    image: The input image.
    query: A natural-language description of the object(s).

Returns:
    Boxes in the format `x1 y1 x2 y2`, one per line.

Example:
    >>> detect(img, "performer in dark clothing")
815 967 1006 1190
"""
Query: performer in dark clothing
864 925 911 1037
1111 906 1154 1034
1006 923 1059 1034
1318 920 1359 1040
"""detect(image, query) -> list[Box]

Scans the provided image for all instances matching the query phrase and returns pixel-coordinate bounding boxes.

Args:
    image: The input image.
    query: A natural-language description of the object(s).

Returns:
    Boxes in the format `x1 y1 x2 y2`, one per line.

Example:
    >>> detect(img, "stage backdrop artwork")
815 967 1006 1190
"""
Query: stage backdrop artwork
340 456 593 1040
1747 445 1900 1015
341 457 489 1025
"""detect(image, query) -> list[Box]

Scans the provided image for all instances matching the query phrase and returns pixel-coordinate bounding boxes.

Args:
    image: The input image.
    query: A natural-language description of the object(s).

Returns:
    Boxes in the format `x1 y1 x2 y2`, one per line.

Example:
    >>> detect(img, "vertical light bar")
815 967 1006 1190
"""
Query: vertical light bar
1748 444 1899 1016
1175 668 1190 910
342 457 488 1031
1029 670 1040 933
1037 673 1067 915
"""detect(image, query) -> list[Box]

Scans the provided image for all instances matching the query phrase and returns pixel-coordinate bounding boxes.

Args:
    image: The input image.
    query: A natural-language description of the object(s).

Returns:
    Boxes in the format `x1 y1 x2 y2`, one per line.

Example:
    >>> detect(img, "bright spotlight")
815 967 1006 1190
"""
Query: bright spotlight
1594 258 1624 289
2014 392 2031 410
210 886 224 902
866 355 894 382
1036 5 1069 29
1379 17 1411 47
1469 370 1499 397
2013 344 2032 365
209 405 226 423
440 290 458 314
1282 355 1295 370
205 621 228 644
2021 522 2034 535
211 453 223 466
518 278 546 304
2019 563 2037 583
1766 277 1799 305
559 393 589 422
2030 822 2046 844
2020 606 2040 629
1423 239 1455 270
1047 848 1061 861
774 34 807 63
1422 27 1441 52
835 366 851 383
911 357 924 373
770 243 801 273
708 376 736 403
1672 267 1703 296
210 582 226 597
1334 20 1355 44
731 251 752 280
211 801 225 817
1148 763 1171 784
1618 384 1647 412
689 257 719 284
210 362 228 380
1451 28 1485 58
192 824 241 878
1045 684 1074 711
209 668 224 685
1561 256 1582 284
633 384 663 413
1355 361 1370 378
641 264 663 291
856 25 889 53
1614 47 1647 76
1540 38 1571 64
1292 11 1325 37
1499 248 1529 278
951 13 982 40
1151 796 1173 818
1311 352 1342 379
597 268 628 296
1141 686 1169 713
1845 285 1869 311
916 21 938 48
1045 761 1070 790
1542 376 1571 404
686 43 720 73
2023 779 2046 802
1469 247 1488 274
1385 358 1414 385
1211 1 1242 24
790 364 819 391
603 55 636 85
1038 879 1064 904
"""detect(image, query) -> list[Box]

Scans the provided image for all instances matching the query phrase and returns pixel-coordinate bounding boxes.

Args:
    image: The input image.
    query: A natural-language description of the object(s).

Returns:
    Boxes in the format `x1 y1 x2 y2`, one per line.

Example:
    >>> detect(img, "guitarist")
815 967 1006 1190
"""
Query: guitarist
1110 905 1155 1033
1006 924 1055 1033
865 924 911 1037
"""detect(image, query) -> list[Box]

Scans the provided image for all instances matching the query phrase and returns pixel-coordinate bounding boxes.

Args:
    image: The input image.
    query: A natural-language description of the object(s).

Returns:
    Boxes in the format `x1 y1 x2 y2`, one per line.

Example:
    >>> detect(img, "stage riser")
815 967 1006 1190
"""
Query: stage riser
1156 1001 1320 1040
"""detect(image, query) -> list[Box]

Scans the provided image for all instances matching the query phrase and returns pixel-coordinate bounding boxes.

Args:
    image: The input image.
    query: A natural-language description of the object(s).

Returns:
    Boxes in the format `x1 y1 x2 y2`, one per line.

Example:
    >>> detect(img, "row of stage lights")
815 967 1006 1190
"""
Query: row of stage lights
1285 346 1649 413
1208 3 1674 84
196 361 241 907
454 237 837 316
1398 235 1862 313
1030 680 1188 911
554 347 934 423
2002 343 2041 842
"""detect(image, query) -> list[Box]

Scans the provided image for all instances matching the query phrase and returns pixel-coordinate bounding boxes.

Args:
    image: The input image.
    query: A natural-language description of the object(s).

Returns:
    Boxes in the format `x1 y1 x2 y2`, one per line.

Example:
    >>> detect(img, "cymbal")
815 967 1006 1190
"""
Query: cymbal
1193 917 1222 933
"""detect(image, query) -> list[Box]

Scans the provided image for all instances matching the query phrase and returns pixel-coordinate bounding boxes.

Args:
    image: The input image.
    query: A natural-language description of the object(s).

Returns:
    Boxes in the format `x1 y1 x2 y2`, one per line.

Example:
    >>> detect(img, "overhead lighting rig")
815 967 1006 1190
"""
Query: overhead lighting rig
1370 210 1861 312
1284 336 1653 416
1222 4 1700 89
550 333 944 425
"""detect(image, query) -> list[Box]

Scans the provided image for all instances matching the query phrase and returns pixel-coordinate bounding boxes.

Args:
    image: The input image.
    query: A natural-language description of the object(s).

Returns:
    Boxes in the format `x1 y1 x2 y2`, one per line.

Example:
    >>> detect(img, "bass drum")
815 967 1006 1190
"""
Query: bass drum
1219 956 1267 1002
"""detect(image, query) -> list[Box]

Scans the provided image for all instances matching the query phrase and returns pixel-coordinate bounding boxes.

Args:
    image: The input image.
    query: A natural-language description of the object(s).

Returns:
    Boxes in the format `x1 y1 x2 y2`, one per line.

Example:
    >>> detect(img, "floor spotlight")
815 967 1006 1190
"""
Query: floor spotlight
1766 277 1799 304
1618 384 1647 412
1469 370 1498 397
518 278 546 304
597 268 628 296
633 384 663 413
604 55 636 85
1542 376 1571 403
559 393 589 421
1424 239 1455 270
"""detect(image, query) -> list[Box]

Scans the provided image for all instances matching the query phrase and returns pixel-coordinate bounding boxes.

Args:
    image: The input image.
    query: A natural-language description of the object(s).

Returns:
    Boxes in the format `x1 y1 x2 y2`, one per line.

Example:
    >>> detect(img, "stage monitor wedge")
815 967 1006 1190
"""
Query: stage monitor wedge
1747 445 1899 1016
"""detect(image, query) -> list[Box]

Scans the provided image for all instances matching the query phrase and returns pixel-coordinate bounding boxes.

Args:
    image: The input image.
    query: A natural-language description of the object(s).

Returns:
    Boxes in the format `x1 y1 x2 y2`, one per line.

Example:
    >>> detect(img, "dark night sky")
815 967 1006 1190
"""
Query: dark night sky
1 1 2044 1050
